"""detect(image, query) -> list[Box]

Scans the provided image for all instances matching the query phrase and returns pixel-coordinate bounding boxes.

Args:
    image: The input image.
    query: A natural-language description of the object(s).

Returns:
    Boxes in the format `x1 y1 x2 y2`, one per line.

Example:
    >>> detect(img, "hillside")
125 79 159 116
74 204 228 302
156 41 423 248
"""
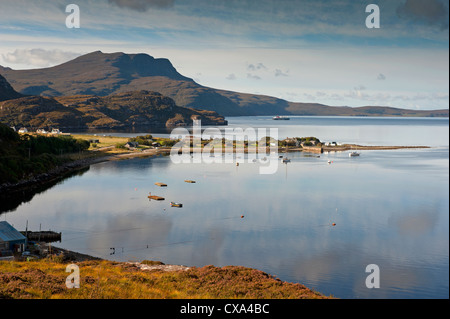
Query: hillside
0 90 227 129
0 258 331 299
0 123 90 184
1 51 447 117
0 74 23 102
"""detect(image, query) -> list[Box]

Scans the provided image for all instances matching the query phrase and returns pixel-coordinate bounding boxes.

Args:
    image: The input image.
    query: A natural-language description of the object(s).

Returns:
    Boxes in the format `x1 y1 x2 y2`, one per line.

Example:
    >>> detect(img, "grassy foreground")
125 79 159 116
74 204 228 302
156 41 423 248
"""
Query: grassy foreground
0 258 331 299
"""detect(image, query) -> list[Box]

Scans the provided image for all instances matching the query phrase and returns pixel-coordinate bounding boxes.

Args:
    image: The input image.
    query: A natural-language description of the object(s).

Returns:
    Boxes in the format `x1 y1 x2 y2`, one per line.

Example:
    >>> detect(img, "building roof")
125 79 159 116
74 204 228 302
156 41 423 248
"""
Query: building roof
125 141 139 147
0 221 26 242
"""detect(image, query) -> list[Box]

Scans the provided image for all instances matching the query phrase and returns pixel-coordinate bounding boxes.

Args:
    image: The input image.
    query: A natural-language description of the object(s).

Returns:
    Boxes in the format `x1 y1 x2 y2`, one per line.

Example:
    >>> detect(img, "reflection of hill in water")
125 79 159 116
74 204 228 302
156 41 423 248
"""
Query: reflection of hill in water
0 167 90 215
90 155 171 174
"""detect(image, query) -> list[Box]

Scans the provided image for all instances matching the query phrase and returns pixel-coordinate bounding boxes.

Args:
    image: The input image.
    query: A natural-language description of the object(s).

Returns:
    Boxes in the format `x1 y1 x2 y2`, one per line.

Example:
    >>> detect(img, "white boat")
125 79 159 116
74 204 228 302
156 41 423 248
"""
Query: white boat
273 116 290 120
349 151 360 157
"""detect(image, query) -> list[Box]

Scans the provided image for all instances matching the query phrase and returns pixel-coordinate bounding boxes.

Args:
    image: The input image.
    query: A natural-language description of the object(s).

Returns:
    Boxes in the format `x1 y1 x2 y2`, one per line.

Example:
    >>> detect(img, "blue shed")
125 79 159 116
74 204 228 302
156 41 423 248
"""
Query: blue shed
0 221 26 256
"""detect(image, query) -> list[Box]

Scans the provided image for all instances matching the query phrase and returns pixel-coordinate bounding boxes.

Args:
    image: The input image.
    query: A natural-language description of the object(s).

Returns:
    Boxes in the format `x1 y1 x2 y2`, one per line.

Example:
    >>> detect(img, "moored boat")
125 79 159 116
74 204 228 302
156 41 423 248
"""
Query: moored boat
170 202 183 208
273 116 290 120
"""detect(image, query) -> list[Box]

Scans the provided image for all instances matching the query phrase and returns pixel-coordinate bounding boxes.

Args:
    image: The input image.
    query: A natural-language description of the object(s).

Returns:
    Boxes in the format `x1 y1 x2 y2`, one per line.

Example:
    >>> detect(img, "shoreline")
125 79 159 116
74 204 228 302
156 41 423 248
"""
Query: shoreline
0 143 431 195
0 147 171 195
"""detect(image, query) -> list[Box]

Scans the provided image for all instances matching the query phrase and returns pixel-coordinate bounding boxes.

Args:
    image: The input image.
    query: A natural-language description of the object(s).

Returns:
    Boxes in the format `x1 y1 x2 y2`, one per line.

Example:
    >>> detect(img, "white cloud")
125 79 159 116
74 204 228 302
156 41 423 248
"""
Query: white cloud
1 49 81 68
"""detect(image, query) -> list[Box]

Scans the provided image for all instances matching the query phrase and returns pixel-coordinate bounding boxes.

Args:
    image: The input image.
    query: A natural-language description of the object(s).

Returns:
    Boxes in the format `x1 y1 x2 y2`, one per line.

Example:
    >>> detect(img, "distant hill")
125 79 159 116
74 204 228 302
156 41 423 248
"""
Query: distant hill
0 90 227 129
0 73 23 102
1 51 448 117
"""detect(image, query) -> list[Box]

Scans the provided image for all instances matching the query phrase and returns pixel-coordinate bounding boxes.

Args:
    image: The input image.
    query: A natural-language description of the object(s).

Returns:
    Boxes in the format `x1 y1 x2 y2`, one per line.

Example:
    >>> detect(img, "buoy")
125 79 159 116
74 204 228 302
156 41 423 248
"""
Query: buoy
332 223 336 226
241 215 244 218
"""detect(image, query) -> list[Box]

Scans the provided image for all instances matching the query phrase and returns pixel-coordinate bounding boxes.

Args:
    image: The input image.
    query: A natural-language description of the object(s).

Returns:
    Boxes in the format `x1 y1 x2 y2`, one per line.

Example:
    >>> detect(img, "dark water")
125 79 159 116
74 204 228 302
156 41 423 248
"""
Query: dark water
1 116 448 299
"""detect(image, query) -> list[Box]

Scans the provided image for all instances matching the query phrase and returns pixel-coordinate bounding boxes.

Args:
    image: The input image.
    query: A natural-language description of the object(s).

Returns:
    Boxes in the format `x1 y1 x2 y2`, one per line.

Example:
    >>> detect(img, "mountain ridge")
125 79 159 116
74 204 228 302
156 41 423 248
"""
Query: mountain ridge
0 90 227 129
1 51 448 117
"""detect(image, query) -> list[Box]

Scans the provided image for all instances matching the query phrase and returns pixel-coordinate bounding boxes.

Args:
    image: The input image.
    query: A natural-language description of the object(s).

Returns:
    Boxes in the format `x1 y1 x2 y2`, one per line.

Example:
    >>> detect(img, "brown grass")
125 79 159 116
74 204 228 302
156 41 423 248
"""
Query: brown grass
0 259 332 299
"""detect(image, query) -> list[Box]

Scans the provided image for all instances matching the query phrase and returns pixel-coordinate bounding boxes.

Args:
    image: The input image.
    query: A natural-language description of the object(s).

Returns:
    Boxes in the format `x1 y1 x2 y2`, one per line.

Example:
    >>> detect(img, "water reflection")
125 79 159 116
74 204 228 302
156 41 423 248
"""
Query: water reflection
3 118 449 299
0 167 90 214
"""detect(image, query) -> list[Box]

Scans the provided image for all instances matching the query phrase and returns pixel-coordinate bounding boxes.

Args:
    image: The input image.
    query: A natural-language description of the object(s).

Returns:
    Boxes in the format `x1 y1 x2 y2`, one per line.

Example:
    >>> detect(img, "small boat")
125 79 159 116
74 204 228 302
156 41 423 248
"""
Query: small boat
148 194 165 201
155 182 167 187
273 116 290 120
184 180 196 183
328 160 332 164
349 152 360 157
170 202 183 208
282 157 291 164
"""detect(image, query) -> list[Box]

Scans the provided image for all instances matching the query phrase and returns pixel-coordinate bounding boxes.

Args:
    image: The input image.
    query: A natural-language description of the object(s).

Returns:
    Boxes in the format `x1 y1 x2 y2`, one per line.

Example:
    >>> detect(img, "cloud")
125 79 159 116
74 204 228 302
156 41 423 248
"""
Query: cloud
390 208 439 237
377 73 386 80
108 0 175 11
1 49 81 68
247 63 267 71
397 0 449 30
226 73 237 80
247 73 261 80
274 69 289 77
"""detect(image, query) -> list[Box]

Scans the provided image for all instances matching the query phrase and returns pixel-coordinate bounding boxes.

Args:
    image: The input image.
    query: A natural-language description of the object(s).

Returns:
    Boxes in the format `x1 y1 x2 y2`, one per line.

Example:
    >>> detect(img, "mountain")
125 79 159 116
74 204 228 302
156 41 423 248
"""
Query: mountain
1 51 448 117
0 74 23 102
0 90 227 129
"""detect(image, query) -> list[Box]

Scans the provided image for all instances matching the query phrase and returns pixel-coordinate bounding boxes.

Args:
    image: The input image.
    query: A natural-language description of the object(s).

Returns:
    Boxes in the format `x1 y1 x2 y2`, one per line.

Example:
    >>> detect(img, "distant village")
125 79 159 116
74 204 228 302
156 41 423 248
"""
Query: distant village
9 126 344 153
10 126 70 136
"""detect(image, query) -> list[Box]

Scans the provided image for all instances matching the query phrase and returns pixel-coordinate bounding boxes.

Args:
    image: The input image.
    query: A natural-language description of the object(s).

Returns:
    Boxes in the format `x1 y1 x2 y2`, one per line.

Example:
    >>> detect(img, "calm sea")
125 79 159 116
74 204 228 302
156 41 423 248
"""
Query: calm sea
1 116 448 299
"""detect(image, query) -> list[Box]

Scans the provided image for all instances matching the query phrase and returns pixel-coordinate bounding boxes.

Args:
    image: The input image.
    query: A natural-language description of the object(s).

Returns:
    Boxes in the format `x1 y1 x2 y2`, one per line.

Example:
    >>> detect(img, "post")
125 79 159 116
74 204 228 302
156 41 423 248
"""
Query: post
25 220 28 249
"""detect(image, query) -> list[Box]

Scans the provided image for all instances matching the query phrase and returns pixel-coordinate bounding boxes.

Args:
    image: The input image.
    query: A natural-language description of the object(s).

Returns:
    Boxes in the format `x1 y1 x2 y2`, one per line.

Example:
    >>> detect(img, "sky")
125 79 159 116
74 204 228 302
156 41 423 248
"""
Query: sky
0 0 448 110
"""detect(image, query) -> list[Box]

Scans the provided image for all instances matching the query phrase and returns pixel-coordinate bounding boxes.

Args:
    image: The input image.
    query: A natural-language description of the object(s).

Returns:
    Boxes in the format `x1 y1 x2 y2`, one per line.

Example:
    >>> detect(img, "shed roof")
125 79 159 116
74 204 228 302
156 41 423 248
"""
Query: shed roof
0 221 26 242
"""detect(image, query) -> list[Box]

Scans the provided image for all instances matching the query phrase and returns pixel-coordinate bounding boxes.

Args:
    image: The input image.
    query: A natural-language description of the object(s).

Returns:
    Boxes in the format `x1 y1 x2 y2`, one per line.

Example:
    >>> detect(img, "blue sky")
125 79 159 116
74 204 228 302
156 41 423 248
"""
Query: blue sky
0 0 448 110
